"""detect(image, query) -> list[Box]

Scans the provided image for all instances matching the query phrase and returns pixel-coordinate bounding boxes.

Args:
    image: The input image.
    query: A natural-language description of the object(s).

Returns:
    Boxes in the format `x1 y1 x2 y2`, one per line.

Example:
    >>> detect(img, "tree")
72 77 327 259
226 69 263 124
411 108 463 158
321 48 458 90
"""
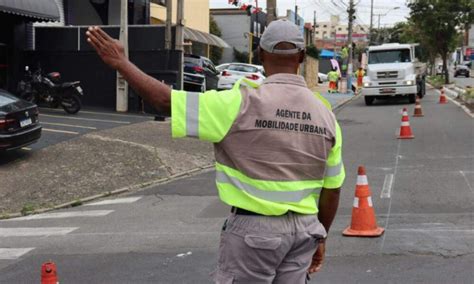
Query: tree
408 0 474 84
209 16 223 64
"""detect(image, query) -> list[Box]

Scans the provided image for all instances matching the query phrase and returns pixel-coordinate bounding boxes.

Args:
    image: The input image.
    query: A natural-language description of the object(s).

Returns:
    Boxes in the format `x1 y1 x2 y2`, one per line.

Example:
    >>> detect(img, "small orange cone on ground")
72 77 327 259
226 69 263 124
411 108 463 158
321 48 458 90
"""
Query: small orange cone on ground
413 98 424 117
41 261 59 284
343 166 385 237
439 88 447 104
398 108 414 139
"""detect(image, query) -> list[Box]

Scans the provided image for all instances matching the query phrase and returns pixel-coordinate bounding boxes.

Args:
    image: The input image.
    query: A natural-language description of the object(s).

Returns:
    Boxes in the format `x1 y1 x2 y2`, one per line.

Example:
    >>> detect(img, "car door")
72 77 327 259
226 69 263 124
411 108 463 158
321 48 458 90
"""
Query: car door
203 59 219 90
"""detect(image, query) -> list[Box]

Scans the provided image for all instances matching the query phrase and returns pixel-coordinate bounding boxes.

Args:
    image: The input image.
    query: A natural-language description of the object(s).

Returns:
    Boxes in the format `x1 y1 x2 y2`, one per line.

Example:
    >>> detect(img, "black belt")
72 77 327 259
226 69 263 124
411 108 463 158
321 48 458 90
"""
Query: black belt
231 207 291 216
231 207 262 216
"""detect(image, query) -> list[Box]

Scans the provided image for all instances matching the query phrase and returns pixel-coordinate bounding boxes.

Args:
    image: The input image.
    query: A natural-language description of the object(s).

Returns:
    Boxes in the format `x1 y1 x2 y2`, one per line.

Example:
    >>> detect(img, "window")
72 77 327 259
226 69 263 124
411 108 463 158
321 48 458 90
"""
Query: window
323 25 327 28
368 49 412 64
316 24 319 28
338 28 342 31
360 27 365 31
316 31 319 34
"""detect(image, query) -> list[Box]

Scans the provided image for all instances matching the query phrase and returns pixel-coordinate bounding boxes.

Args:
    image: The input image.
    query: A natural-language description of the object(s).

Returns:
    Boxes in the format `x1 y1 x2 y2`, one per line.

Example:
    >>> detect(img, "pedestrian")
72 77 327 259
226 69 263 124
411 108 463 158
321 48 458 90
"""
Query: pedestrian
86 19 344 283
328 67 339 93
355 66 365 89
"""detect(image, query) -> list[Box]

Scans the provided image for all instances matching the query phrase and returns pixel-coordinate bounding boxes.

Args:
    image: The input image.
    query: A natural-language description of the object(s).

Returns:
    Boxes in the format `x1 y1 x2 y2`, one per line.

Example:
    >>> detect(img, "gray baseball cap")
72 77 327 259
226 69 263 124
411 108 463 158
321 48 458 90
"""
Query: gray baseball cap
259 19 305 54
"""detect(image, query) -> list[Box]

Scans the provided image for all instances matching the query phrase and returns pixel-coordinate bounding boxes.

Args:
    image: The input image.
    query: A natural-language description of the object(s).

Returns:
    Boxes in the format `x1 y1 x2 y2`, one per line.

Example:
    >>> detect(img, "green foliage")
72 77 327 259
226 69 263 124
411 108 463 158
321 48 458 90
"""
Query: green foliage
233 48 249 63
209 16 223 64
426 75 446 89
21 203 36 216
305 44 319 60
408 0 474 83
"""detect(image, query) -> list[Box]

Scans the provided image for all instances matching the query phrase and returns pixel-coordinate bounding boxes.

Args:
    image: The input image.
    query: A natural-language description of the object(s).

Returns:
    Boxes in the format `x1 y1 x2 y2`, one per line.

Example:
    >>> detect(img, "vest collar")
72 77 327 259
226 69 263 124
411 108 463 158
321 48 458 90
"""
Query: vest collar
262 73 308 88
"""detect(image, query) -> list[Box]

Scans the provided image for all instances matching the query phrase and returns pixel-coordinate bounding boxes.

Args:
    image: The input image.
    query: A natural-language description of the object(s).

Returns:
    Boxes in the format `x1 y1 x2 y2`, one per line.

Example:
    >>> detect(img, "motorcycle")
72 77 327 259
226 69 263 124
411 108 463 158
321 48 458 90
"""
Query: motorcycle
17 66 83 114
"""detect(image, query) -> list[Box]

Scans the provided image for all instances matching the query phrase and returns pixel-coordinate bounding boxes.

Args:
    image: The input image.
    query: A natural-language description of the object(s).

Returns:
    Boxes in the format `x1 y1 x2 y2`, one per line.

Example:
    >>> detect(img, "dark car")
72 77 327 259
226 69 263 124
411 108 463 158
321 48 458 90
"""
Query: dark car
183 54 219 92
0 89 41 151
454 64 470 78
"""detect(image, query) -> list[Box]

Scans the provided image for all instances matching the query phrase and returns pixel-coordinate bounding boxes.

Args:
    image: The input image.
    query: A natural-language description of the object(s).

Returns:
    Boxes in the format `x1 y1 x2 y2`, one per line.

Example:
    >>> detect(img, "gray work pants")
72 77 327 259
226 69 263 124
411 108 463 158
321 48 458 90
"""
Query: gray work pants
212 212 327 283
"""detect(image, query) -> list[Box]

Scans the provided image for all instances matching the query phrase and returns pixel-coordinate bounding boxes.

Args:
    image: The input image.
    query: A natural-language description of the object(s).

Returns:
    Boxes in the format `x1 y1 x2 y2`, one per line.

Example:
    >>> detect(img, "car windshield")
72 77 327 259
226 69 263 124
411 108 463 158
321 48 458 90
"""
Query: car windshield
0 92 16 107
228 65 259 73
368 49 411 64
184 57 201 65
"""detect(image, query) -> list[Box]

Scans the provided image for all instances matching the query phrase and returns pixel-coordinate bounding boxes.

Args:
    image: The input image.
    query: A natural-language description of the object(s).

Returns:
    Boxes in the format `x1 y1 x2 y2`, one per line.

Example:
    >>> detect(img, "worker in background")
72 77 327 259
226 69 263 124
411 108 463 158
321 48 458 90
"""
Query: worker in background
86 19 344 283
328 67 339 93
355 66 365 90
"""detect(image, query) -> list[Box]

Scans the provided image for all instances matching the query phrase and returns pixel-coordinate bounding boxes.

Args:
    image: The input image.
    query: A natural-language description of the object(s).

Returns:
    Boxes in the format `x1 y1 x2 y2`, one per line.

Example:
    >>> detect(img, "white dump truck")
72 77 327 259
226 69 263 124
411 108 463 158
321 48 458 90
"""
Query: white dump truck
362 43 427 105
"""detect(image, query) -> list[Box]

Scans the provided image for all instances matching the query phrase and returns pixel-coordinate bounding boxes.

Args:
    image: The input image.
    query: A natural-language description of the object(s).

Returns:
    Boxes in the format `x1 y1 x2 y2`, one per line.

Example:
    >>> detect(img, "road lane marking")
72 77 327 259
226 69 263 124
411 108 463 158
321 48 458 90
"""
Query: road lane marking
381 140 401 251
460 171 474 194
0 227 78 237
85 196 143 206
41 122 97 130
41 114 131 124
42 128 79 135
381 174 394 198
3 210 113 221
21 147 31 151
0 248 35 259
40 108 152 119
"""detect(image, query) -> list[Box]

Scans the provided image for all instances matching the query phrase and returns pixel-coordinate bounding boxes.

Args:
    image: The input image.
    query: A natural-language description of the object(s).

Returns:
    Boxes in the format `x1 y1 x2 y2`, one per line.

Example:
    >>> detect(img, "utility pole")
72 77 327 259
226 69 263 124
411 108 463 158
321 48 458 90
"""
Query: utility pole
266 0 277 25
347 0 355 94
369 0 373 44
116 0 128 112
176 0 184 90
295 5 298 25
165 0 172 50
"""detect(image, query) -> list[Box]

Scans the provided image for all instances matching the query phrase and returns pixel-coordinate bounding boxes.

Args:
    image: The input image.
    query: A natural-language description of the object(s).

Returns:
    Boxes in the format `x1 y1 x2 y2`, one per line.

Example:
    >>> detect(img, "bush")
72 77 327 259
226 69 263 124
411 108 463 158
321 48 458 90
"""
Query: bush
426 75 445 89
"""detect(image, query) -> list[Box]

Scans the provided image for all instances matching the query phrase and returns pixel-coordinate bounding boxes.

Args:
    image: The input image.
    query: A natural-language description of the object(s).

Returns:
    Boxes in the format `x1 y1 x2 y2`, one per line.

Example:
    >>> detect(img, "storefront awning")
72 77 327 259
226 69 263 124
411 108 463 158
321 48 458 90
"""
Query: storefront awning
0 0 60 22
184 27 230 48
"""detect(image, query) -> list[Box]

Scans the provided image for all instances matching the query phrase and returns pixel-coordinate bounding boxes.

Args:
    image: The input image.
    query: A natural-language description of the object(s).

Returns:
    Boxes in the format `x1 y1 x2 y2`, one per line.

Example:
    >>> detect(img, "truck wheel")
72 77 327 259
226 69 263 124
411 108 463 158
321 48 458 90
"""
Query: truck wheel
364 96 374 106
408 94 416 104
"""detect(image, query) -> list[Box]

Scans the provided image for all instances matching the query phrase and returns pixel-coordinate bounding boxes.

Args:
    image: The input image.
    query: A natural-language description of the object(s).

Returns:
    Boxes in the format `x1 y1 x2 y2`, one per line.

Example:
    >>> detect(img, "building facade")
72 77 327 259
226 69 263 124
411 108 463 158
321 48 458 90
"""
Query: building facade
211 8 266 64
150 0 209 33
314 15 368 42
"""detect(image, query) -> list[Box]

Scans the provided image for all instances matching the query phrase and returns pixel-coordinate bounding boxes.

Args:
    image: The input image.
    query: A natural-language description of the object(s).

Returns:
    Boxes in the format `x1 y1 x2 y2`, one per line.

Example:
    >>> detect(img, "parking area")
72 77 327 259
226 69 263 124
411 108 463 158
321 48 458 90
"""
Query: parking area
22 108 157 151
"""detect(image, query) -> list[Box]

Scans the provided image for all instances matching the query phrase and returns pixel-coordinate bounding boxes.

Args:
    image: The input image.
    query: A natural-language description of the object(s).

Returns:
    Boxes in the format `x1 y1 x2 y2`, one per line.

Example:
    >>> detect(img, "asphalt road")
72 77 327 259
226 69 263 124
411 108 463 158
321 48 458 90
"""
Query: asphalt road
450 71 473 88
1 88 473 283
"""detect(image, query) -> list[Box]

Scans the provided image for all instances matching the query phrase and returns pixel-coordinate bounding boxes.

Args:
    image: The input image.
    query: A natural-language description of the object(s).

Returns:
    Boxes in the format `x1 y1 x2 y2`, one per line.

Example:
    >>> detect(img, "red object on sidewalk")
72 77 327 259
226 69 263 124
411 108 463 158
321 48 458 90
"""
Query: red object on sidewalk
41 262 59 284
398 108 414 139
439 88 447 104
343 166 385 237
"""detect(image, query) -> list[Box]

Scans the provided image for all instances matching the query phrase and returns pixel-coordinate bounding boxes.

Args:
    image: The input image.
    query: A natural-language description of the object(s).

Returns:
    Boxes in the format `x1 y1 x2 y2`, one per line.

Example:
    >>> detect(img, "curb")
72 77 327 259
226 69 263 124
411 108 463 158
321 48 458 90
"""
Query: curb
333 94 361 112
436 88 474 119
0 164 215 220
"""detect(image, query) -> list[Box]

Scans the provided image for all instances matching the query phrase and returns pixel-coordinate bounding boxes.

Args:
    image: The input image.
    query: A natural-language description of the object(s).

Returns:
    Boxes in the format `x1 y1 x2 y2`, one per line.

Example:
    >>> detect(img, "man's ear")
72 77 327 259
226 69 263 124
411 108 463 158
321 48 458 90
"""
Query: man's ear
258 47 265 63
298 50 306 64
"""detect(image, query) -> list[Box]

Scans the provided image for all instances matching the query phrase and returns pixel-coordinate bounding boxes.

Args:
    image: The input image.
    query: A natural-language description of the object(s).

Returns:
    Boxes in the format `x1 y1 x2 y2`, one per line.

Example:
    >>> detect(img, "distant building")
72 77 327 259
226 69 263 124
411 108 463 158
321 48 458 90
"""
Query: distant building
314 15 368 42
211 8 266 64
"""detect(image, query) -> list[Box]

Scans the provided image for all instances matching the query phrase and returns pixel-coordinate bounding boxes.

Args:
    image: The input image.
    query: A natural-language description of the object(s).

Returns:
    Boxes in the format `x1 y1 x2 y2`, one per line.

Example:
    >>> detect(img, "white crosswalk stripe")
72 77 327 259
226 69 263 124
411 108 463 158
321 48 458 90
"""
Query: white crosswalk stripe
0 227 78 237
2 210 114 221
85 196 143 206
0 248 35 260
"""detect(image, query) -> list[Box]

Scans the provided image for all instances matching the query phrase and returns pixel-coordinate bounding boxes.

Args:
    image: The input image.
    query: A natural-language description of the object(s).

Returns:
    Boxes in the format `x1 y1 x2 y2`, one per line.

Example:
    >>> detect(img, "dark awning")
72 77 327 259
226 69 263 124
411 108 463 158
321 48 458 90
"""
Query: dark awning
0 0 60 22
184 27 230 48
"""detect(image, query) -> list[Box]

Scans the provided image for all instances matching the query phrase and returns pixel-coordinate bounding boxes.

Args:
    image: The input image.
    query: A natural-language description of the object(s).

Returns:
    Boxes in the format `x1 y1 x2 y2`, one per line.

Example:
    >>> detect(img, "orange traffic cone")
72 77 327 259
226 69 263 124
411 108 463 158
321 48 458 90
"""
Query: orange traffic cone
41 261 58 284
398 108 414 139
413 98 424 117
439 88 447 104
343 166 384 237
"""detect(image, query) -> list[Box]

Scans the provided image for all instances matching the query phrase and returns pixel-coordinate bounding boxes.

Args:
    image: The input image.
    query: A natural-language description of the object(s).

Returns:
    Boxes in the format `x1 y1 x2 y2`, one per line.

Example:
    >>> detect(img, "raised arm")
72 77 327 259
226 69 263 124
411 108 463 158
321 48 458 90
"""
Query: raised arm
86 26 171 113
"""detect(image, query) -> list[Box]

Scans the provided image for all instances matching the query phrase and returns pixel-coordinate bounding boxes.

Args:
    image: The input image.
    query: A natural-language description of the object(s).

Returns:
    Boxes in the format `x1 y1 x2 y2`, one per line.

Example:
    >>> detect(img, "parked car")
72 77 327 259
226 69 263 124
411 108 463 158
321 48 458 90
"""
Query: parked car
183 54 219 92
318 72 328 83
0 89 41 151
454 64 471 78
217 63 266 90
216 63 230 73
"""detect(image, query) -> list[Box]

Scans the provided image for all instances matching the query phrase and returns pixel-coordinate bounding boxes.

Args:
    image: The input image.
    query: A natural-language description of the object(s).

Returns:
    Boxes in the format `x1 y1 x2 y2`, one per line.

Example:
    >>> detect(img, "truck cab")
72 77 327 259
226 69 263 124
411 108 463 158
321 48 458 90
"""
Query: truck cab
362 43 426 105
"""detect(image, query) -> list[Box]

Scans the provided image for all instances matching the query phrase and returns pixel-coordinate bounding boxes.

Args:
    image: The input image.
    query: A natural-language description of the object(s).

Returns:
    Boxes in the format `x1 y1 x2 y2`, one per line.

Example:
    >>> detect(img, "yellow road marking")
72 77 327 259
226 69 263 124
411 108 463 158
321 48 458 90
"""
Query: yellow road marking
42 128 79 135
41 122 97 130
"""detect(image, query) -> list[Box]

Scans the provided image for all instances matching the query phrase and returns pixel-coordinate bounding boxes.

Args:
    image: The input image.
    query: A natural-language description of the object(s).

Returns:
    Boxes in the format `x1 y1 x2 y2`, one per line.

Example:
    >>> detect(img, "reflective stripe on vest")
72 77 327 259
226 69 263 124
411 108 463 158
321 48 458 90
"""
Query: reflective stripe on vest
216 170 322 203
325 162 343 177
186 92 200 137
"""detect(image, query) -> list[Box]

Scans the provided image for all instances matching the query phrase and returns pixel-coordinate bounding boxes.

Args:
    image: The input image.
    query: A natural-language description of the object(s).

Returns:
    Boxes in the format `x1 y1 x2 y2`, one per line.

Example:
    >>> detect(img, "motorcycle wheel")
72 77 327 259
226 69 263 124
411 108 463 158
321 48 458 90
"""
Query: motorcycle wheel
61 91 82 114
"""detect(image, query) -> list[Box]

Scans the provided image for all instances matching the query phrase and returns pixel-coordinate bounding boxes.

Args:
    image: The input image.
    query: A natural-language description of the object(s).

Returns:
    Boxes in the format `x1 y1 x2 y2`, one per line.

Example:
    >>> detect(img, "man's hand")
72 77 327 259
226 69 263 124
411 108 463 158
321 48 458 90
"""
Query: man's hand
86 26 127 70
308 241 325 274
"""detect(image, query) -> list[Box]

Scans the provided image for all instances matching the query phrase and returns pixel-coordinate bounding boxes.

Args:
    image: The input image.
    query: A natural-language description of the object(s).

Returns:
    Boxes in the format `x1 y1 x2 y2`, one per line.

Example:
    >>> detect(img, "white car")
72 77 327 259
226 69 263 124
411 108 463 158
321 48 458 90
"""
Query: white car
217 63 266 90
216 63 230 73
